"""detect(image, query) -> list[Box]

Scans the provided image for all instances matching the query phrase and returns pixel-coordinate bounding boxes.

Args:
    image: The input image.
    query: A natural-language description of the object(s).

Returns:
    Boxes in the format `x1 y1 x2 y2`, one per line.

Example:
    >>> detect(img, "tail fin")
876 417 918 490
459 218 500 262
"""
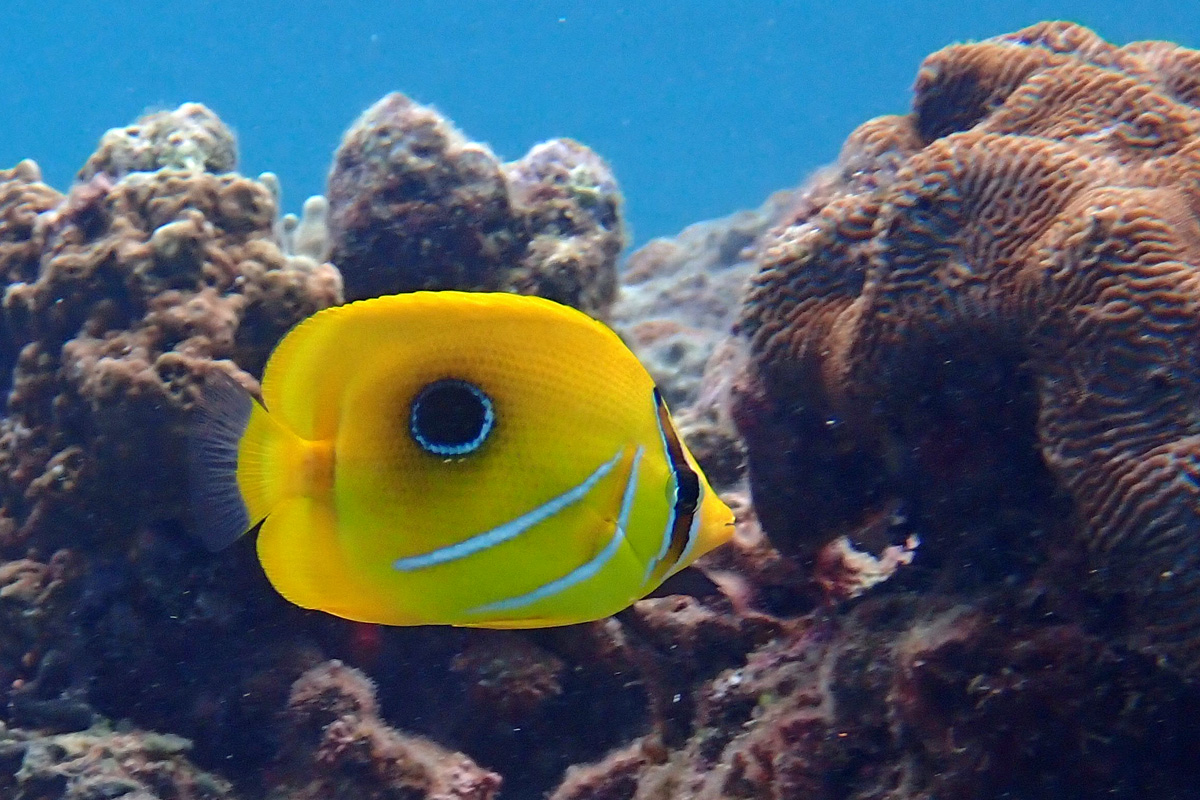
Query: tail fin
187 371 296 551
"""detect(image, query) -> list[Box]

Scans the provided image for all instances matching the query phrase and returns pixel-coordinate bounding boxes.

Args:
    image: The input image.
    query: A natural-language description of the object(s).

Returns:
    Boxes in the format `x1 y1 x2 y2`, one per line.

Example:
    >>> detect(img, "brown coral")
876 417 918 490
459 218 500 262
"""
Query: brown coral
0 108 344 779
78 103 237 182
327 92 622 316
275 660 502 800
0 97 648 800
449 631 565 721
0 161 62 287
504 138 623 316
0 141 340 550
553 594 1200 800
735 22 1200 667
0 726 237 800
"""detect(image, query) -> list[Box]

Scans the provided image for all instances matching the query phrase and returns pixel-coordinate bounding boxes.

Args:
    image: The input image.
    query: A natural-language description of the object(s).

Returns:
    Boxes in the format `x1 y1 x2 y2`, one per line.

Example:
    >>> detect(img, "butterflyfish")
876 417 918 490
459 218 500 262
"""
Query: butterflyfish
188 291 735 628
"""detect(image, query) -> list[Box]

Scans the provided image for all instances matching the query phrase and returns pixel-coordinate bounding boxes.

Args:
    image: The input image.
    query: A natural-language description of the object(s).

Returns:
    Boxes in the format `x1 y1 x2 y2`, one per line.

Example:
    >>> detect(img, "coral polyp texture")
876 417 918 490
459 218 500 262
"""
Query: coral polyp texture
275 661 501 800
0 107 342 551
327 92 623 316
8 25 1200 800
735 21 1200 668
78 102 238 183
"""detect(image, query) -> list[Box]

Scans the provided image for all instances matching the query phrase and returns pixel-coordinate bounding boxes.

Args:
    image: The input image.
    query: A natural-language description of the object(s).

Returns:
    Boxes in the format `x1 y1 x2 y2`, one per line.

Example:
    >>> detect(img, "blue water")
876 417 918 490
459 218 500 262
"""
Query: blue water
2 1 1198 244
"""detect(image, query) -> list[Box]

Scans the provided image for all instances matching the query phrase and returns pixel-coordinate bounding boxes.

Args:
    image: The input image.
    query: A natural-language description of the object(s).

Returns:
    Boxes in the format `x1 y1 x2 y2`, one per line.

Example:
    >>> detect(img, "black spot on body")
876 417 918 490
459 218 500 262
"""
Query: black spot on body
410 379 495 457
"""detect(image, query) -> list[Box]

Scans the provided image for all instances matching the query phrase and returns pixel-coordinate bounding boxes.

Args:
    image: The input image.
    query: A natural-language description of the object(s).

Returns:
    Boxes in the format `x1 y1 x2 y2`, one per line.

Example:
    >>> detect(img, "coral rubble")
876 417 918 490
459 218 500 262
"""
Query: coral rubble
0 724 237 800
327 93 623 316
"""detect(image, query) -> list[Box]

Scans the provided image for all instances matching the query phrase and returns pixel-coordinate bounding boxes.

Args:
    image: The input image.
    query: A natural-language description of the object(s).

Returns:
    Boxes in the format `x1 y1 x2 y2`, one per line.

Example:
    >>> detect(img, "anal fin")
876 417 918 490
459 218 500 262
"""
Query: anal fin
256 497 396 624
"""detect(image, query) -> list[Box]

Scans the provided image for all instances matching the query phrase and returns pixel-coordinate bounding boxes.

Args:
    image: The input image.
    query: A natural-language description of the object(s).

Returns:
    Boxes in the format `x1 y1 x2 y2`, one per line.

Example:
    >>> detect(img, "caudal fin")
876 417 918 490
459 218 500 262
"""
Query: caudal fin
187 371 256 551
188 370 299 551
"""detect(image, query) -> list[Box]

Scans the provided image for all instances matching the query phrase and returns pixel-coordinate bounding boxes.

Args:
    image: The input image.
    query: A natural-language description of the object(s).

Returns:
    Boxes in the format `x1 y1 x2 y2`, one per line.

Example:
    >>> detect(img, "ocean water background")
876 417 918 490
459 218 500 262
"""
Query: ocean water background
2 1 1198 245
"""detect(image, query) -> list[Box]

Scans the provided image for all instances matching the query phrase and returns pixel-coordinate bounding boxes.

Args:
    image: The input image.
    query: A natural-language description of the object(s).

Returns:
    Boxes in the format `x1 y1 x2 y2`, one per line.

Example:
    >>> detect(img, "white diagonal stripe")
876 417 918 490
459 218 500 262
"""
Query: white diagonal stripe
468 446 644 616
392 448 624 572
644 405 678 583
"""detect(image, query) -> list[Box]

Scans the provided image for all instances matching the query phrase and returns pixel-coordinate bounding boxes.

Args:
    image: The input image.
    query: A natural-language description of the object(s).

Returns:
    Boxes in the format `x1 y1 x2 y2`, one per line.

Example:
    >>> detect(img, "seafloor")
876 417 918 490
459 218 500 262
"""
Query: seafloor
0 19 1198 800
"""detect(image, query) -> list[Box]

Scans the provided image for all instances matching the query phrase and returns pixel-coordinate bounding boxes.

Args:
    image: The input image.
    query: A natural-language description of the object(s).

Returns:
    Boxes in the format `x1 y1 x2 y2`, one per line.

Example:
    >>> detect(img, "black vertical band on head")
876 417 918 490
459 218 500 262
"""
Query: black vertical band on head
653 387 700 571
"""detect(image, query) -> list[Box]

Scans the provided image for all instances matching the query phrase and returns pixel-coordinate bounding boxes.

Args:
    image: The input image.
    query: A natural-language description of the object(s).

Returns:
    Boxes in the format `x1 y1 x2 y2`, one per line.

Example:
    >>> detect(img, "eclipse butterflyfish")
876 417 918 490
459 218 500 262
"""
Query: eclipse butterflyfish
188 290 735 628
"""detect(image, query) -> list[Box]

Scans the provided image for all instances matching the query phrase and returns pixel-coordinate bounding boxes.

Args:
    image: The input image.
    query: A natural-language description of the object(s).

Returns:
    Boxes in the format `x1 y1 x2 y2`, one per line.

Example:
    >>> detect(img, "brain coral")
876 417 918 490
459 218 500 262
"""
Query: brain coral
327 92 623 316
735 22 1200 667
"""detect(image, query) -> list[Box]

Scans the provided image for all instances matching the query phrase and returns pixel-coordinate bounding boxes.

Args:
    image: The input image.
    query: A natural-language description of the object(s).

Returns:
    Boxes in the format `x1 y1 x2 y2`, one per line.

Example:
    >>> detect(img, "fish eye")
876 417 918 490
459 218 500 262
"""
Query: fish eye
409 378 495 457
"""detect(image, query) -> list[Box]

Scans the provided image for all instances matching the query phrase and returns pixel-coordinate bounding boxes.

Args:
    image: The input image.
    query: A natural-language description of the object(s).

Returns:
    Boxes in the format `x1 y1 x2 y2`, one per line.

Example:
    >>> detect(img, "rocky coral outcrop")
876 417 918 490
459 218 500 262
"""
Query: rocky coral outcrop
327 92 623 317
0 129 341 552
79 103 238 183
553 593 1200 800
0 98 638 800
530 21 1200 800
4 24 1197 800
611 192 805 491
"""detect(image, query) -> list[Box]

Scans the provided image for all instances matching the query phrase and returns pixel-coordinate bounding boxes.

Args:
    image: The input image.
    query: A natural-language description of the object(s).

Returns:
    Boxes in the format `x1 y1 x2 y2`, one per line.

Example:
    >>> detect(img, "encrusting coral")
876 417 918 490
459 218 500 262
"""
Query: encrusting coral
735 20 1200 669
449 631 566 721
272 660 501 800
78 103 238 183
0 108 342 551
0 725 237 800
327 92 623 317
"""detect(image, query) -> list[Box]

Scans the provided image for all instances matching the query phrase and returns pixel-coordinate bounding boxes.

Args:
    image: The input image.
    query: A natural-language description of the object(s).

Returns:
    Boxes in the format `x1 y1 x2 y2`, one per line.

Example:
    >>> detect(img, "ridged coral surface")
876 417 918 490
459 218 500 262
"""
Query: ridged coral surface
736 21 1200 669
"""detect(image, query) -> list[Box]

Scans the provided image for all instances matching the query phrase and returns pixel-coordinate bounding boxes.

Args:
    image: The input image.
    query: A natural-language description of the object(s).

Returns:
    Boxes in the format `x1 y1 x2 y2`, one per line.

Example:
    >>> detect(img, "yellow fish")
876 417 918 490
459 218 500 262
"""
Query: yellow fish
188 291 734 628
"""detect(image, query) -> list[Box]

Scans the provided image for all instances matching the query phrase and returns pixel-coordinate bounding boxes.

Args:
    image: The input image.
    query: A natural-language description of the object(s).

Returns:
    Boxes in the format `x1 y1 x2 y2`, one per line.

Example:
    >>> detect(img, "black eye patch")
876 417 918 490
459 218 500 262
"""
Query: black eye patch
410 379 495 457
674 467 700 515
652 386 702 571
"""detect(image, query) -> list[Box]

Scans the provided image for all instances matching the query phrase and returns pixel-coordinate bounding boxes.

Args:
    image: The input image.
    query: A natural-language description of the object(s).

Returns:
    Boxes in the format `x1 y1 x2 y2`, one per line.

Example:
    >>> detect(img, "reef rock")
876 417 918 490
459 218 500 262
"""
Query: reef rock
735 21 1200 669
0 110 341 551
79 103 238 183
0 724 237 800
613 192 804 490
0 96 642 800
327 92 623 316
274 660 502 800
550 594 1200 800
